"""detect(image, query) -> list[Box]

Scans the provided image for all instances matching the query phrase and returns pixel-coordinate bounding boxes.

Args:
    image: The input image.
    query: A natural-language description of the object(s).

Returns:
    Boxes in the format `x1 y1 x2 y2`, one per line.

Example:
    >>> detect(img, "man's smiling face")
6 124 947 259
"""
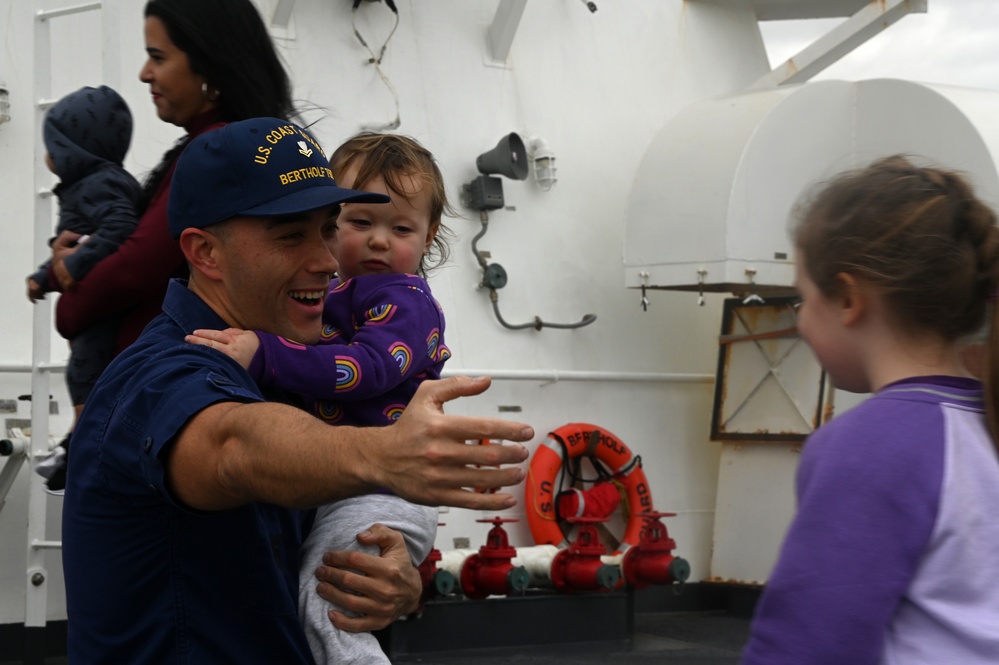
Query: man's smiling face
212 206 340 344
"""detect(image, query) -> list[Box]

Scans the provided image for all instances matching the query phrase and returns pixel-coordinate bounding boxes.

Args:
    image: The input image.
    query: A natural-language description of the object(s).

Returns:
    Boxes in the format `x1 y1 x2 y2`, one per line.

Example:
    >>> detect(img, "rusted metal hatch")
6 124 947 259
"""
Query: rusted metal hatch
710 296 826 442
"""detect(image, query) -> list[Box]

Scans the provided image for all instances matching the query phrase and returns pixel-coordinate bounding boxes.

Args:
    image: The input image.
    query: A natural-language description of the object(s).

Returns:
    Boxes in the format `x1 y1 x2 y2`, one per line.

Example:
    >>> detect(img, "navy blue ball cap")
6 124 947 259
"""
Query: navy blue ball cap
168 117 389 239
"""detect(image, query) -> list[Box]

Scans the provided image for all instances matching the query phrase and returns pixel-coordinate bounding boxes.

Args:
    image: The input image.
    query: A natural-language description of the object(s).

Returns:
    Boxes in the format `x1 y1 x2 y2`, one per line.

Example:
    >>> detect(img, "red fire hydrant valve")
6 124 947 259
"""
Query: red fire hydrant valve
417 533 456 599
460 518 530 600
550 516 621 592
622 511 690 589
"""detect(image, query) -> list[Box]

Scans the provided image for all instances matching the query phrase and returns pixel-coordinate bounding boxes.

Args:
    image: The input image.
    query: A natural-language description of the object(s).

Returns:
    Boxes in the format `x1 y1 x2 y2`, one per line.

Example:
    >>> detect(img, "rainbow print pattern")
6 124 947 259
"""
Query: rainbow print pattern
389 342 412 375
383 404 406 421
365 303 398 325
316 402 343 422
335 356 361 392
276 337 307 350
426 329 440 359
426 330 450 362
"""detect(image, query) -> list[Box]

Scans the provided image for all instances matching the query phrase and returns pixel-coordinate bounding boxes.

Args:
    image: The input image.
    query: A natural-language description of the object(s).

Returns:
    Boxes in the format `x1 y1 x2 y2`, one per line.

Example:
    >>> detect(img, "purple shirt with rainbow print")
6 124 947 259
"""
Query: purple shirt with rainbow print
249 273 450 426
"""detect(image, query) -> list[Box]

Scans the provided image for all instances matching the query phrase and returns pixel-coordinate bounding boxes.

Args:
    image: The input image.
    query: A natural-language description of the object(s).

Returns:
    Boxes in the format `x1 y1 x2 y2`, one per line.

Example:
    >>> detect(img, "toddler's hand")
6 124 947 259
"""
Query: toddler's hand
51 230 83 292
26 278 45 303
53 260 76 291
185 328 260 369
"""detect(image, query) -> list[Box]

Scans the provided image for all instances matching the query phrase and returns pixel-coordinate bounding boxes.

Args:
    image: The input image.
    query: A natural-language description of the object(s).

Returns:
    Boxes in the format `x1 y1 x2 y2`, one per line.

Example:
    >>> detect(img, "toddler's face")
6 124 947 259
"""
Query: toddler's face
333 163 435 281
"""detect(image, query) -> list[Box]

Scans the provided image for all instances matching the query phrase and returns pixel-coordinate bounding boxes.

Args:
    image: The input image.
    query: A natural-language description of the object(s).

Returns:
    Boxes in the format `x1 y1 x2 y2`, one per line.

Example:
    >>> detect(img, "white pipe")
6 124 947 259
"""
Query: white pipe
438 545 562 589
1 365 705 382
0 363 66 373
438 544 617 591
601 553 624 566
437 548 478 586
511 544 560 588
441 369 713 384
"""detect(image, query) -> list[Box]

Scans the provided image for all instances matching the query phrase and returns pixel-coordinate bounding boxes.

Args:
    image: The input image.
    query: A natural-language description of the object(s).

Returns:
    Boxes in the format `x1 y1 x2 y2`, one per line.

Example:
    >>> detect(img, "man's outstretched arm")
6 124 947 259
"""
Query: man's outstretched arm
167 375 532 512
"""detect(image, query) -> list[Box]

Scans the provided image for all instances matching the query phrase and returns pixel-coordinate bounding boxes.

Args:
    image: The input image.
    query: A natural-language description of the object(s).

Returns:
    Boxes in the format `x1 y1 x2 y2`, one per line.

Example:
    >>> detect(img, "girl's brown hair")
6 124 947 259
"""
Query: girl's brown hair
796 155 999 441
330 132 456 277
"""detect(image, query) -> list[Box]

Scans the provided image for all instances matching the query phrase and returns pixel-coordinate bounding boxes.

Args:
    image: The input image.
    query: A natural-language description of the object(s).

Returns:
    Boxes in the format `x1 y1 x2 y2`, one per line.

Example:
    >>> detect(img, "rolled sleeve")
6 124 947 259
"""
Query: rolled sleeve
98 349 264 510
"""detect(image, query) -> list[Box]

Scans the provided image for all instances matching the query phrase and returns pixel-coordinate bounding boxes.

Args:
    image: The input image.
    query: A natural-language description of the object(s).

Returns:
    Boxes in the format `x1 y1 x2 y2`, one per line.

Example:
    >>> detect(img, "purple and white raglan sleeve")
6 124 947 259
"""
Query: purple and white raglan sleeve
739 396 944 665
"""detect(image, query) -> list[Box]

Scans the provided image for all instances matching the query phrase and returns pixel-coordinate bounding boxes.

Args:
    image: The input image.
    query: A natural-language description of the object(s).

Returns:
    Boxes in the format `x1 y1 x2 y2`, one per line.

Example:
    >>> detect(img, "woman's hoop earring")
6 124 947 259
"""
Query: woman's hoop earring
201 82 220 102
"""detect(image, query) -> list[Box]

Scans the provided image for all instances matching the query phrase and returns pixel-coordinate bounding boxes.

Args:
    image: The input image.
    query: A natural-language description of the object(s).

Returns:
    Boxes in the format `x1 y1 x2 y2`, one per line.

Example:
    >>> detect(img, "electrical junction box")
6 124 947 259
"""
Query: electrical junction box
466 175 505 211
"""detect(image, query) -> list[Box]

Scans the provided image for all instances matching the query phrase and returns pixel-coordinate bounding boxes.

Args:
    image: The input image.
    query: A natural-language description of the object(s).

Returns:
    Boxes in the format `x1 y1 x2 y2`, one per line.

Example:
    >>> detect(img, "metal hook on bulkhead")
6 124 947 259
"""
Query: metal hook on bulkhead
639 271 650 312
742 268 764 305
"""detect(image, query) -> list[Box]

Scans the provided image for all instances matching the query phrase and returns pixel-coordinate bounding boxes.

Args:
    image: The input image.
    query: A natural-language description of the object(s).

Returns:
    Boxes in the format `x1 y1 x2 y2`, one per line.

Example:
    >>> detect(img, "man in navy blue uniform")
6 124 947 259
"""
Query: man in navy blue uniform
62 117 532 664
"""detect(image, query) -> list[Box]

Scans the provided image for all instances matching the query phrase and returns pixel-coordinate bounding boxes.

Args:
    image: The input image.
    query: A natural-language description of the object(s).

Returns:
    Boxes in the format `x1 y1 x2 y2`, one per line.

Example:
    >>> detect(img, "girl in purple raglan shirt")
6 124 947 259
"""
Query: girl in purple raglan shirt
188 133 457 664
739 156 999 665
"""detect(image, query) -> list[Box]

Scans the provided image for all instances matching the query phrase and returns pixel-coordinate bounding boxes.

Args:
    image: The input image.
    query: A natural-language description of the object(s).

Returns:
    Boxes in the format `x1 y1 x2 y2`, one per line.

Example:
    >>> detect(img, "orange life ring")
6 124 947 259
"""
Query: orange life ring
525 423 653 554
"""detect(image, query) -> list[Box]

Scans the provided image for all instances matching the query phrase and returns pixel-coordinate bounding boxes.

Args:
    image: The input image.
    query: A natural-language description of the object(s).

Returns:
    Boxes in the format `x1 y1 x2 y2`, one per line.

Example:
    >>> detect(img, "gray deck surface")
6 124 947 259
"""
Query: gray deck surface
3 590 756 664
393 611 751 664
2 611 750 665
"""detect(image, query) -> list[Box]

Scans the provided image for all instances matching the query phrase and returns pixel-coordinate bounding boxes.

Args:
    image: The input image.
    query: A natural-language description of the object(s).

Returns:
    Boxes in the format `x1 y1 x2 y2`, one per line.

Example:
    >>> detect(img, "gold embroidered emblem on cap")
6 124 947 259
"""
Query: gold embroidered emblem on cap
295 129 327 159
252 125 327 166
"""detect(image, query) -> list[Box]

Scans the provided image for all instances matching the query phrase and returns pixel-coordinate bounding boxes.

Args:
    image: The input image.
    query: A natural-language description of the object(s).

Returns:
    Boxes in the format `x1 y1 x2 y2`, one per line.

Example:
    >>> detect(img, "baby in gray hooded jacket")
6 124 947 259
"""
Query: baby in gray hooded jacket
27 85 140 494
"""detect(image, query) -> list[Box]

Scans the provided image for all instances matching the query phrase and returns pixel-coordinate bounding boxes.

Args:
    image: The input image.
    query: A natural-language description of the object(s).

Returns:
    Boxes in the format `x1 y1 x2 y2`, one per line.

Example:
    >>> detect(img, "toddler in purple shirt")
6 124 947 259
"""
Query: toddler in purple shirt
188 132 457 664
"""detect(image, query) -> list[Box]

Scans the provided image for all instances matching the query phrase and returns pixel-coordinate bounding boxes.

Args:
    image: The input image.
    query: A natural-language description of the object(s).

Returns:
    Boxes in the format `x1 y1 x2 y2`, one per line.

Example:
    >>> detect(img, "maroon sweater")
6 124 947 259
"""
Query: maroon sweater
55 111 224 354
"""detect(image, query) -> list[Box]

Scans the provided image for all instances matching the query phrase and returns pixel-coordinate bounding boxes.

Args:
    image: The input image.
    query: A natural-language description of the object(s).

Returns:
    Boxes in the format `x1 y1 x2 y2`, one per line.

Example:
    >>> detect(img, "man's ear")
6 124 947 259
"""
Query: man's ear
834 272 866 327
179 228 224 281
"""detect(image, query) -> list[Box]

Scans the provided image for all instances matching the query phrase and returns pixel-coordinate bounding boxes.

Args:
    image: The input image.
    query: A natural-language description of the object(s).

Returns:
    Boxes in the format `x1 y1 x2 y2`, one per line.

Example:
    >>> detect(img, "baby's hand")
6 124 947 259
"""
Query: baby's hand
185 328 260 369
26 278 46 303
51 230 83 292
53 260 76 291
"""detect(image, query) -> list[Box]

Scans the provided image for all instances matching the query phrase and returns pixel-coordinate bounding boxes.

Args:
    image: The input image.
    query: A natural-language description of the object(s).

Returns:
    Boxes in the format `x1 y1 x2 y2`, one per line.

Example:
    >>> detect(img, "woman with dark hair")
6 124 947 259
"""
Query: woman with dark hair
40 0 294 495
52 0 294 355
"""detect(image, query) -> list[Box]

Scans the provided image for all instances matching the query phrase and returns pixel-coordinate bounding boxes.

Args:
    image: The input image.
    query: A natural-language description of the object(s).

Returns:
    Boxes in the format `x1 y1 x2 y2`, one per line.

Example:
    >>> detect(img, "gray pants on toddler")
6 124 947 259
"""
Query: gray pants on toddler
298 494 438 664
